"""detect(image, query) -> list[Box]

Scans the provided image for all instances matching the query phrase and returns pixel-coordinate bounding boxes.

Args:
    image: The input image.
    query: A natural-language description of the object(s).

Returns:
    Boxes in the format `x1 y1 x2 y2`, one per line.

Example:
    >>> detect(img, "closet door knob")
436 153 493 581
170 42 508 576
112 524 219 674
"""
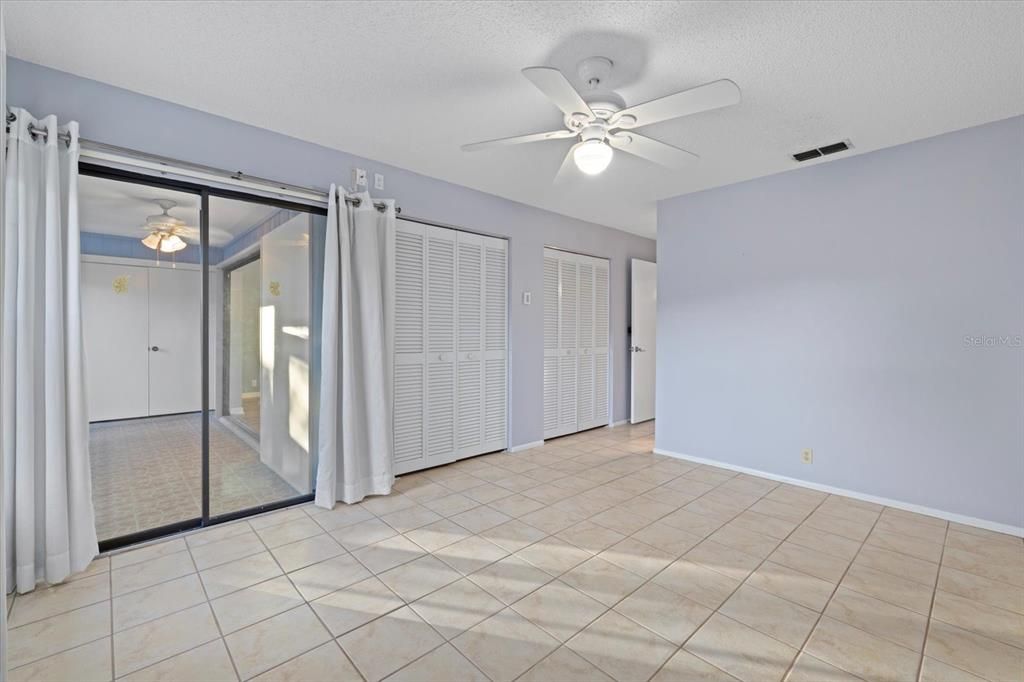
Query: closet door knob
150 346 160 352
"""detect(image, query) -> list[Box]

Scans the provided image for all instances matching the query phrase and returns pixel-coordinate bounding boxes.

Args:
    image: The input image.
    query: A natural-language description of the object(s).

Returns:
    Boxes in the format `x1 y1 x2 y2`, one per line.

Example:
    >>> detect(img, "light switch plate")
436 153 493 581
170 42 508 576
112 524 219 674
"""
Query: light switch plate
522 291 532 305
353 168 367 187
374 173 385 190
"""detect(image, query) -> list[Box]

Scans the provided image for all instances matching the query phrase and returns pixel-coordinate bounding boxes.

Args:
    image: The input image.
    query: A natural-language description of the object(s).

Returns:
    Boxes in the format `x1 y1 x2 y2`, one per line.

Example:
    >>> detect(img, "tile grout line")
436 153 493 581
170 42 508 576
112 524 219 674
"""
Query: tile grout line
107 538 241 681
777 502 888 681
915 520 950 681
645 483 830 682
510 450 765 679
537 470 786 679
186 535 244 682
373 433 665 680
247 515 368 682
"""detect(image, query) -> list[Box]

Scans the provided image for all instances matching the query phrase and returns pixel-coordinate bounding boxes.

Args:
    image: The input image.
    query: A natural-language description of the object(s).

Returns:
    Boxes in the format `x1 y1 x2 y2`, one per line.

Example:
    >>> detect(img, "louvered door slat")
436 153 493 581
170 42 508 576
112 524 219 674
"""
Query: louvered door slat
542 252 562 438
456 233 484 456
558 257 578 432
577 260 595 427
593 260 610 426
482 238 507 451
393 223 427 473
426 227 456 464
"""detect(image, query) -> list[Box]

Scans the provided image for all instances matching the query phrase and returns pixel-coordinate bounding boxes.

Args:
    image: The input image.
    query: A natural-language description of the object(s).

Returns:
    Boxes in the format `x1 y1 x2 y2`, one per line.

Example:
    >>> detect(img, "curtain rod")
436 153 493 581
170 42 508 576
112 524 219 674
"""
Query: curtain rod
5 109 72 144
5 109 398 213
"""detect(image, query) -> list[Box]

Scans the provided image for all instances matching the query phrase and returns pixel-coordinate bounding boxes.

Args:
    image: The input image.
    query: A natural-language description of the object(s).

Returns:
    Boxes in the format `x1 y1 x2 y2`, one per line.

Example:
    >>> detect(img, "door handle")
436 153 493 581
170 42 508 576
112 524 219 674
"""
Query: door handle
630 346 646 353
150 346 160 352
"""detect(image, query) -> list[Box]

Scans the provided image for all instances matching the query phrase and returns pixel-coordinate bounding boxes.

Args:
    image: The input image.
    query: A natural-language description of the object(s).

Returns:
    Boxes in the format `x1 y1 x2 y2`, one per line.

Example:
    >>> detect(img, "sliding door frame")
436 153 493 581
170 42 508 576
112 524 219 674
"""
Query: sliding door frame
80 163 327 552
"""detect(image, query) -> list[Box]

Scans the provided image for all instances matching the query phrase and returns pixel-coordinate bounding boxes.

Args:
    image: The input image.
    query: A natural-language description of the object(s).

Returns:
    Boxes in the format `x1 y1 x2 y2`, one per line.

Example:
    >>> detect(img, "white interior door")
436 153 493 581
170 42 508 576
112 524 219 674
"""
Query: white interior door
82 262 150 421
542 252 561 438
576 259 596 429
593 259 610 426
394 222 508 474
543 249 610 438
630 259 657 423
393 221 427 474
455 232 484 457
259 214 311 492
482 236 507 453
557 257 578 435
148 266 202 416
425 226 457 467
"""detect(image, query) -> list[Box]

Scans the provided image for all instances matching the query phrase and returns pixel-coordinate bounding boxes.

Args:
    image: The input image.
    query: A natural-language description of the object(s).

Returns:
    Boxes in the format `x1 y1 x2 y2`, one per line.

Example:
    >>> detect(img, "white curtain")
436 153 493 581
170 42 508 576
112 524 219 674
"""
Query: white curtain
315 186 395 506
1 109 98 593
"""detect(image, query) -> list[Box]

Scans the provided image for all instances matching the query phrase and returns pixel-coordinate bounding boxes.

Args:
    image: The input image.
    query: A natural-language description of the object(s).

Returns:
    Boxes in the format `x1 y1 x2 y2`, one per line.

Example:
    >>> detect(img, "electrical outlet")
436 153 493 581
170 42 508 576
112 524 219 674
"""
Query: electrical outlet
801 448 814 464
352 168 367 187
374 173 385 190
250 379 257 388
522 291 532 305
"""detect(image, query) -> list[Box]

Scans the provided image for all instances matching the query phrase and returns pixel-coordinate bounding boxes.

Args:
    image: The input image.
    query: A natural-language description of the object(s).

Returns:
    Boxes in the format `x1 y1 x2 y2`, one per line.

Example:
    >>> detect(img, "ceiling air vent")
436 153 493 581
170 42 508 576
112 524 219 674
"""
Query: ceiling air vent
792 140 851 162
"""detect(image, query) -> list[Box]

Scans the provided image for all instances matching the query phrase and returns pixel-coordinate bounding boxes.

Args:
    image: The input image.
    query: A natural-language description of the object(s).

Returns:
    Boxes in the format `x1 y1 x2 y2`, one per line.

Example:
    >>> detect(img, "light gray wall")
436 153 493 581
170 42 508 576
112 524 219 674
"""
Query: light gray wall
656 115 1024 529
7 58 655 448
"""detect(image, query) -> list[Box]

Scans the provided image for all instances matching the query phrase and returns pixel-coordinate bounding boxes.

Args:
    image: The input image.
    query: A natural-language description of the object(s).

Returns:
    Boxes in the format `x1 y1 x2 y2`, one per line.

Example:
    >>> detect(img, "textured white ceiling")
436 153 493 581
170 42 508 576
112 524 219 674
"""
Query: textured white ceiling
8 1 1024 238
80 175 279 246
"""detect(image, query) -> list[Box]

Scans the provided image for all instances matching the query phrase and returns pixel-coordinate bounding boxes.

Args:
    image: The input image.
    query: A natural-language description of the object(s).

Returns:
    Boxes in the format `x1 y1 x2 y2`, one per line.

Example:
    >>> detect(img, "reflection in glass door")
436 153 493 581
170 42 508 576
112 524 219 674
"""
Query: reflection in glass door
223 257 263 439
79 173 204 543
208 196 324 519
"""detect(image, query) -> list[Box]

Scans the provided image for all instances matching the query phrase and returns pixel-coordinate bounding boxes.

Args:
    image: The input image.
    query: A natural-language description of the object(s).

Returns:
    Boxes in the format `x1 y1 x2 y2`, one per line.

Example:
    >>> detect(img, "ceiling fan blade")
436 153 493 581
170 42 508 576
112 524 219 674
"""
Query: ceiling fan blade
522 67 595 120
554 142 583 184
461 129 575 152
609 79 740 128
608 132 699 169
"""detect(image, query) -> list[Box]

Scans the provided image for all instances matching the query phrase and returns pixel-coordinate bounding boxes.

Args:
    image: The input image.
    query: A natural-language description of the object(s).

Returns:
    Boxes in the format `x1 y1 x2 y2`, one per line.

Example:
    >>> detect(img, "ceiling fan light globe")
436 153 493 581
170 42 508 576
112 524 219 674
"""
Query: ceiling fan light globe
573 140 613 175
160 234 188 253
141 232 163 250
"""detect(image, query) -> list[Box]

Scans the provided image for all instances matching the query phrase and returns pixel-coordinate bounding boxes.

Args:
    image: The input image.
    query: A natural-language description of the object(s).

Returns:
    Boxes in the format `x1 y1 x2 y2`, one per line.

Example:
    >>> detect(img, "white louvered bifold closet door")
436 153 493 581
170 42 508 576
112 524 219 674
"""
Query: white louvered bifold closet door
455 232 484 458
393 220 507 474
542 252 561 439
592 259 610 426
542 248 611 439
481 237 508 453
558 257 579 435
577 259 596 429
425 225 458 468
581 258 598 428
393 222 428 474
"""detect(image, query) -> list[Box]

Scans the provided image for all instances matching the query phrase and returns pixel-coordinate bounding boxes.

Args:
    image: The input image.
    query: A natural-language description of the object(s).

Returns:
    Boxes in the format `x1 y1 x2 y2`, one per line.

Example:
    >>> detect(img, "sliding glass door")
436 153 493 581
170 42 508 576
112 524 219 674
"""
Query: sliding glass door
207 196 325 519
79 165 325 550
80 175 204 542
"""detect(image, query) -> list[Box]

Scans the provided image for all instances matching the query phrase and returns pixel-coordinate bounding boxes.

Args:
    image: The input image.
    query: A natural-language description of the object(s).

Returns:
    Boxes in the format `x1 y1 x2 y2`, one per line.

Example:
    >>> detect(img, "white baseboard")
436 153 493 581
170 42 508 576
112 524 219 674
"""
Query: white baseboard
241 391 260 399
653 447 1024 538
606 419 629 428
508 440 544 453
229 407 245 416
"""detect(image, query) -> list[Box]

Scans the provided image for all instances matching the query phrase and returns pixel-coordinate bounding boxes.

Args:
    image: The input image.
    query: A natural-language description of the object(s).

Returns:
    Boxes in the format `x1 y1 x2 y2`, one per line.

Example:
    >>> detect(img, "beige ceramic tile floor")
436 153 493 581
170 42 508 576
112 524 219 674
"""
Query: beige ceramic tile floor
8 421 1024 681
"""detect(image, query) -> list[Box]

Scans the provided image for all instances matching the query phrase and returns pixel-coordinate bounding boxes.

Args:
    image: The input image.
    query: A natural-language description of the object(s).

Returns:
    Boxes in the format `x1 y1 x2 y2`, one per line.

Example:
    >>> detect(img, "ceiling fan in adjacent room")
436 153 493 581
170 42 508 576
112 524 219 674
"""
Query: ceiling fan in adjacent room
461 57 741 179
140 199 193 253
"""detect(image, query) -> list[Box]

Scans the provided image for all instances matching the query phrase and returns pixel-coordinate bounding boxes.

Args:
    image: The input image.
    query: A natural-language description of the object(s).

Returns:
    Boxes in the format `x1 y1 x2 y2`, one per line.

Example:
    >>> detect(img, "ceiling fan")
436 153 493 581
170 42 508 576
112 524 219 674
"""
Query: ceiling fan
461 57 741 179
140 199 193 253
